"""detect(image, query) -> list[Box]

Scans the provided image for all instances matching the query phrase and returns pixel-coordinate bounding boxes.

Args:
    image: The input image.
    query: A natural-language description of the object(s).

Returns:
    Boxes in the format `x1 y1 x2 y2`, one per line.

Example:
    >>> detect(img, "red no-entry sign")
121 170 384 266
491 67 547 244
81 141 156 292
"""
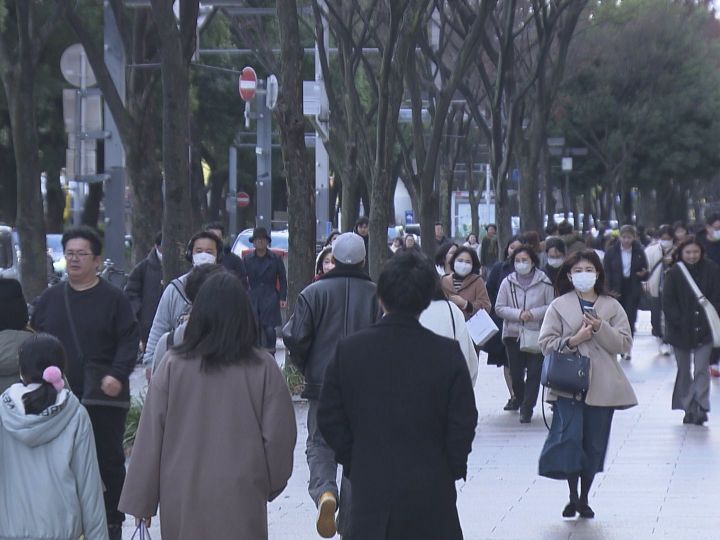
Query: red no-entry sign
236 191 250 208
239 67 258 101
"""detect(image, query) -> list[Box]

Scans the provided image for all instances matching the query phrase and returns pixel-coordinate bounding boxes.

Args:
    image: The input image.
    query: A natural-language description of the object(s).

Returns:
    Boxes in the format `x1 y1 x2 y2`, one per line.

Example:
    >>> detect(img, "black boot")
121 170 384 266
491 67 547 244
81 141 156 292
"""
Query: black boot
108 524 123 540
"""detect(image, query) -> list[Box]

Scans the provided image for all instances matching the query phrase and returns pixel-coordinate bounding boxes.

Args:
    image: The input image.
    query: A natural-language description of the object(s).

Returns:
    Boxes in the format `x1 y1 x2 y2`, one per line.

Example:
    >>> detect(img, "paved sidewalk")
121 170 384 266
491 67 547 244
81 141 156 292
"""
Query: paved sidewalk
124 312 720 539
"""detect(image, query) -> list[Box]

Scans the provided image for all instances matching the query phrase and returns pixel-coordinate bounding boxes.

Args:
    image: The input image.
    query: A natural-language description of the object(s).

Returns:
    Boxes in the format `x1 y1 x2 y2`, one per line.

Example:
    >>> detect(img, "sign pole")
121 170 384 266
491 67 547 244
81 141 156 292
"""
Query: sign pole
228 146 238 238
255 80 272 232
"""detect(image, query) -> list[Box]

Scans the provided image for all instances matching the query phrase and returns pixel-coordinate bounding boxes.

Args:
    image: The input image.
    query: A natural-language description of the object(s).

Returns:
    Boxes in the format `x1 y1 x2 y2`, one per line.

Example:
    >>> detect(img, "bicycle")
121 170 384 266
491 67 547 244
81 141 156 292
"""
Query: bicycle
99 258 128 290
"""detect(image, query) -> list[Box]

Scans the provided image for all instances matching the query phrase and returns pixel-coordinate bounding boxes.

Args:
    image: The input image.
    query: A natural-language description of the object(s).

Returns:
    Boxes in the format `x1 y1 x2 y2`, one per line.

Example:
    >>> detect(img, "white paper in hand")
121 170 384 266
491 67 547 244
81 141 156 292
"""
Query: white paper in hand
465 309 499 346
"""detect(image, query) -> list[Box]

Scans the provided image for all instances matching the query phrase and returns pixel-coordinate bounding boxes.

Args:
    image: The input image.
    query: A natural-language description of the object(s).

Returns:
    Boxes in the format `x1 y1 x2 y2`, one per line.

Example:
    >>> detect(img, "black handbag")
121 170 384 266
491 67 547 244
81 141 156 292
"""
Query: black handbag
541 341 590 395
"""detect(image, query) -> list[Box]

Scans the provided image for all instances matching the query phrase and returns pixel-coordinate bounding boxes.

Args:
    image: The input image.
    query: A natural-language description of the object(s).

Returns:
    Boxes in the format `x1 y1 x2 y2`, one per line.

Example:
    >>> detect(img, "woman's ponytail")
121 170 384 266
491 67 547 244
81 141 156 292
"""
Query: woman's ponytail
17 334 67 416
22 366 65 415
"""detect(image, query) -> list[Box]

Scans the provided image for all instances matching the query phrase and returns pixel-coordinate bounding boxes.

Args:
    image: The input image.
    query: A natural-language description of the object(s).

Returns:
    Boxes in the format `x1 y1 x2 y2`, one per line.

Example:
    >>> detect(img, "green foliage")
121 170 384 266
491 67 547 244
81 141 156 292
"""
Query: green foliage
123 392 145 453
557 0 720 192
282 360 304 396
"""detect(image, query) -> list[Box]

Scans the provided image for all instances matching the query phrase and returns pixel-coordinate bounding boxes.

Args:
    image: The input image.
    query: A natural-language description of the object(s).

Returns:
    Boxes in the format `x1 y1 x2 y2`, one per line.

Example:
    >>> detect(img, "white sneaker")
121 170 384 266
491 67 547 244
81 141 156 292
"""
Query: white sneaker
660 343 672 356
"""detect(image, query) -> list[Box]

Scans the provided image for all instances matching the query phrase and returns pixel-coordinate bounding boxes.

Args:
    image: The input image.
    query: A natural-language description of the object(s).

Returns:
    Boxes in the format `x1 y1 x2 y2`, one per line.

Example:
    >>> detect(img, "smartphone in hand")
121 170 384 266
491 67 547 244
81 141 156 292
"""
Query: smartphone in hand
583 306 598 318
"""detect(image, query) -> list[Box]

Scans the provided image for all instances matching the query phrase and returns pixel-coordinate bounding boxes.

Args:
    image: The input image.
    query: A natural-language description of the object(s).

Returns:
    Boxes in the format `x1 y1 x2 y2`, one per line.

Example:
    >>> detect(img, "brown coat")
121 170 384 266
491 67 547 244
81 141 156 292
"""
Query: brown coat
538 292 638 409
441 273 492 321
118 350 297 540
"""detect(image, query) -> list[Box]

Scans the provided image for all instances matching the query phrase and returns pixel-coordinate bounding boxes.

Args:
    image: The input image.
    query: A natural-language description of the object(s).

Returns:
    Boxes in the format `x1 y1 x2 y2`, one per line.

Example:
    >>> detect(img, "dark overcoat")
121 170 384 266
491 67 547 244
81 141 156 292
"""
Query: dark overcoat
603 240 648 299
318 314 478 540
243 250 287 327
663 258 720 350
124 248 163 344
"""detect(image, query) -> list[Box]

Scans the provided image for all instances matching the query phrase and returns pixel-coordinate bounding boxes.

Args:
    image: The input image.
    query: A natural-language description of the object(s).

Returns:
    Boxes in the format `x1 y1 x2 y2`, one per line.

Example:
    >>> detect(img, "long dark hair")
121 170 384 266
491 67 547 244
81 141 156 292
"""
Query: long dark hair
502 235 522 260
672 236 705 265
18 333 66 415
434 242 458 267
554 250 607 297
174 273 260 370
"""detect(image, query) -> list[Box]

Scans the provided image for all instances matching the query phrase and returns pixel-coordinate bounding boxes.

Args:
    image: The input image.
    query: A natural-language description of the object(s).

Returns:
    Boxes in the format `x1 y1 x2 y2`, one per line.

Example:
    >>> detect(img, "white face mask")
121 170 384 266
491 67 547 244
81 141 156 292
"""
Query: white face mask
192 252 216 266
453 261 472 277
570 272 597 293
660 239 673 250
547 257 564 268
712 229 720 241
514 261 532 275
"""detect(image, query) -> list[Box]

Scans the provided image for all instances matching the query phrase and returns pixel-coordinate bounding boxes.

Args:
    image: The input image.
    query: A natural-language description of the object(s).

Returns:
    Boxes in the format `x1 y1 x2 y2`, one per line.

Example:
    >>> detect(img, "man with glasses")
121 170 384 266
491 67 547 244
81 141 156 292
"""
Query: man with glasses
31 226 139 540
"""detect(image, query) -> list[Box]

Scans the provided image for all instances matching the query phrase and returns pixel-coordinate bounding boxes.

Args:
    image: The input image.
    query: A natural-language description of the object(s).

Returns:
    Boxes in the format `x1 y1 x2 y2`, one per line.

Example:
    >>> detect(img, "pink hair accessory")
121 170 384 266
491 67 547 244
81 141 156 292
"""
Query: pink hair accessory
42 366 65 392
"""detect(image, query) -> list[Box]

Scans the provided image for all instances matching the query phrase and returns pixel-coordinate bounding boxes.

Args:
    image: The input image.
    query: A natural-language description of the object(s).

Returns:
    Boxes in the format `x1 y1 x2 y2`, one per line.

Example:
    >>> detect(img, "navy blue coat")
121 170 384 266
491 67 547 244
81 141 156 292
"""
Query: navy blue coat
243 250 287 327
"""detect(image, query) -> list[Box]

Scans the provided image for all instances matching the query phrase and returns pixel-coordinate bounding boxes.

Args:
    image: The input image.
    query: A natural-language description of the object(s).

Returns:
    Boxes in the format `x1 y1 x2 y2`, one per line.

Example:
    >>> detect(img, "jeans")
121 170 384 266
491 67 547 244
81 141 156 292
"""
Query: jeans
504 338 543 415
87 405 128 526
306 400 352 536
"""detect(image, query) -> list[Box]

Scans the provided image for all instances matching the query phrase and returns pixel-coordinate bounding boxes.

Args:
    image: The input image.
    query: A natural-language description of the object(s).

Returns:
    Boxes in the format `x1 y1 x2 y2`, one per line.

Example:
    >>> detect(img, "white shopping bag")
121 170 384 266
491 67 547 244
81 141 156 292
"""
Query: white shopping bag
465 309 499 346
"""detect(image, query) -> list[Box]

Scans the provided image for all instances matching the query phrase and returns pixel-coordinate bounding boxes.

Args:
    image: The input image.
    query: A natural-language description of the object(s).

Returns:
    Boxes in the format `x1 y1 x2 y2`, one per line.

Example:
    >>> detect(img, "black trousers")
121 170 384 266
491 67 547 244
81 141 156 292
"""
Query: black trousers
258 325 277 351
504 338 543 415
649 295 664 339
620 278 640 337
87 405 128 526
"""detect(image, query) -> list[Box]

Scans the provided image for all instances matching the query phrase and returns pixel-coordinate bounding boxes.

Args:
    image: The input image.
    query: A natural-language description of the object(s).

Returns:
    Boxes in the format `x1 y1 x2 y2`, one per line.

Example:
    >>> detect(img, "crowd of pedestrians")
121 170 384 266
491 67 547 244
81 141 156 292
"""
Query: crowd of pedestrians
0 214 719 539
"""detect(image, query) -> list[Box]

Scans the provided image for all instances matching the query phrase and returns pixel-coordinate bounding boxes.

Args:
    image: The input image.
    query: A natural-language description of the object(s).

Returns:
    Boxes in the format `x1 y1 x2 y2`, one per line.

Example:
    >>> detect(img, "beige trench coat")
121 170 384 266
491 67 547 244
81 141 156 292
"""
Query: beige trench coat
118 350 297 540
538 292 638 409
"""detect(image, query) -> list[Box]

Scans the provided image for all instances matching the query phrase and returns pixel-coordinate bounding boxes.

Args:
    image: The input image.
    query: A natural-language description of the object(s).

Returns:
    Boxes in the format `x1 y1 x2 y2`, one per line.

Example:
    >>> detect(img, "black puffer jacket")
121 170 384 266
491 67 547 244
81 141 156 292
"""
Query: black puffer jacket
282 266 380 399
663 258 720 350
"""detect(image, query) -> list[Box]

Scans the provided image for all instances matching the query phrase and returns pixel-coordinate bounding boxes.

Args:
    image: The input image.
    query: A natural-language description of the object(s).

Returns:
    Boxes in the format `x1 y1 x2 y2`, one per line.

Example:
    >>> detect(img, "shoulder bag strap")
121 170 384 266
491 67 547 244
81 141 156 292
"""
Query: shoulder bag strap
648 256 664 278
63 283 84 363
446 300 456 339
677 262 706 301
170 278 190 305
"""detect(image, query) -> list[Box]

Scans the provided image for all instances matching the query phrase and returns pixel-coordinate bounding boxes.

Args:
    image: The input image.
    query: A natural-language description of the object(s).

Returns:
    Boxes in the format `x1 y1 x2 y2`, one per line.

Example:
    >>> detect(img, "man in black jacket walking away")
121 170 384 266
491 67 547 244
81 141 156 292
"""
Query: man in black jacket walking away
31 226 139 540
205 221 249 289
283 233 379 538
318 251 478 540
603 225 649 359
124 231 163 350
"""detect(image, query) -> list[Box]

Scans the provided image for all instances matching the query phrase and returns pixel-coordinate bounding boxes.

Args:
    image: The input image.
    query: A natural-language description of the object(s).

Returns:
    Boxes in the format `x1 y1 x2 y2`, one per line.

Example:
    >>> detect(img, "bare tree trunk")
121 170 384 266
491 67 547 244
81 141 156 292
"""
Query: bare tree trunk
150 0 198 284
341 176 360 232
0 2 66 300
276 0 315 310
6 76 47 300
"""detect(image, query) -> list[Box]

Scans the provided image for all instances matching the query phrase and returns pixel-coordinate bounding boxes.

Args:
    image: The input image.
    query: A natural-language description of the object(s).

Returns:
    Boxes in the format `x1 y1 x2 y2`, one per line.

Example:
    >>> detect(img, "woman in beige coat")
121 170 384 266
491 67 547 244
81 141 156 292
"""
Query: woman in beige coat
119 273 297 540
538 250 637 520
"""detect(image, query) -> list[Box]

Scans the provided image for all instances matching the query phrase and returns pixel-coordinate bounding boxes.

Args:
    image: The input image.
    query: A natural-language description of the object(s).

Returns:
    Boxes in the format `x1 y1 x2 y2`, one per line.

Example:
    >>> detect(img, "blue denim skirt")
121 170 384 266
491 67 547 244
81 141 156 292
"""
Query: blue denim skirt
538 397 614 480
